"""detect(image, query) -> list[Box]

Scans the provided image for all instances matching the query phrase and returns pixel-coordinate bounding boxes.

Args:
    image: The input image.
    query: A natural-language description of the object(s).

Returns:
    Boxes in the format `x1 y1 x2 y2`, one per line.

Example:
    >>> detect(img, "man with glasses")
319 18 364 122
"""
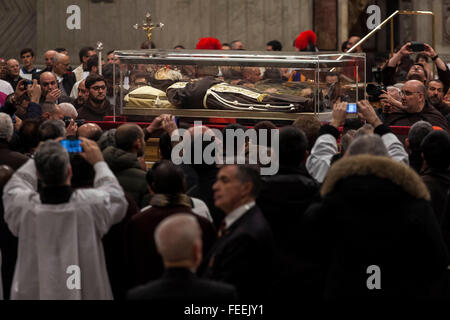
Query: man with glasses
383 80 449 131
77 74 113 121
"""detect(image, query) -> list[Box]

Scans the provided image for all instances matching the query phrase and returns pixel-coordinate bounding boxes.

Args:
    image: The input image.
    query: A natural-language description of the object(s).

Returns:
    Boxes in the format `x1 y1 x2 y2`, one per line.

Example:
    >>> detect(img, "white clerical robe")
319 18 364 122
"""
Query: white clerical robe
3 160 128 300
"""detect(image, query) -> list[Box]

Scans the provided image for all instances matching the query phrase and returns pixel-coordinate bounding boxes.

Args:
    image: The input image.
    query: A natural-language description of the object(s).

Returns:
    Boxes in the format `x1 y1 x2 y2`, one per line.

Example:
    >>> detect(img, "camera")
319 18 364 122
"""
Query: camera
366 67 386 102
346 103 358 118
22 80 33 89
63 116 85 128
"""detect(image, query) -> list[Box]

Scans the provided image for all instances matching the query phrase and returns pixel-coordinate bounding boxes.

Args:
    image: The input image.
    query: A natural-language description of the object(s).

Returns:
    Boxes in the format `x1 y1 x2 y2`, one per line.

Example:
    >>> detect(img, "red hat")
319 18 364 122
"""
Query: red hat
196 37 222 50
294 30 317 51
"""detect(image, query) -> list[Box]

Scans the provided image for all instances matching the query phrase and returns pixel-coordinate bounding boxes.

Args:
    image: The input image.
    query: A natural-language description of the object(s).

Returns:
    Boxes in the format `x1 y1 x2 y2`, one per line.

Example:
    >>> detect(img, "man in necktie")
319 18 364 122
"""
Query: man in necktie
199 164 276 300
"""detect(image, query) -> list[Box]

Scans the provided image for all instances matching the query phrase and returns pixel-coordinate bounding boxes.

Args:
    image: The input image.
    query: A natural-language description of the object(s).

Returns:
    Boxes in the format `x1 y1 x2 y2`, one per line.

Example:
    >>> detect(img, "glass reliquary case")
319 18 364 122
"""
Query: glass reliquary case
113 50 366 121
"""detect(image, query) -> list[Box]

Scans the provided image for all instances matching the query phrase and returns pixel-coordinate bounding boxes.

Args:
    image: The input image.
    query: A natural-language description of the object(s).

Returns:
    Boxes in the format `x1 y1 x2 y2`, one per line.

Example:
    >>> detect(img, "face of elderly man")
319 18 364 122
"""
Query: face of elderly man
401 80 426 113
44 50 57 69
40 72 58 97
6 59 20 78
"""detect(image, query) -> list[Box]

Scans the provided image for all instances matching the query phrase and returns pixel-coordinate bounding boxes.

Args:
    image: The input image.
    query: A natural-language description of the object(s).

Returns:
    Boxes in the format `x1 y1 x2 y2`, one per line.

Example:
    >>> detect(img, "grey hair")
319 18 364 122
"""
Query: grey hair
0 113 14 141
38 120 66 141
34 140 70 186
58 103 78 119
154 214 201 263
347 134 389 157
408 120 433 151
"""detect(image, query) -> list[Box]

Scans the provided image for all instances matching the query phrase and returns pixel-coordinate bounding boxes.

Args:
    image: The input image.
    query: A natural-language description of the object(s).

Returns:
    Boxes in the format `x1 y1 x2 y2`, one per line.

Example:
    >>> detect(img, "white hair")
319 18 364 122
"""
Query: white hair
0 113 13 141
154 214 201 263
58 103 78 119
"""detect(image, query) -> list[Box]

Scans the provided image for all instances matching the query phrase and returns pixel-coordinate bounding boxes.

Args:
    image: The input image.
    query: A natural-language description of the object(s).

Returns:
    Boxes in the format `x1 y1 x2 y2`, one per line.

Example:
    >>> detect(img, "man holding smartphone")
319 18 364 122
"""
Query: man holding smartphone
3 138 128 299
382 42 450 94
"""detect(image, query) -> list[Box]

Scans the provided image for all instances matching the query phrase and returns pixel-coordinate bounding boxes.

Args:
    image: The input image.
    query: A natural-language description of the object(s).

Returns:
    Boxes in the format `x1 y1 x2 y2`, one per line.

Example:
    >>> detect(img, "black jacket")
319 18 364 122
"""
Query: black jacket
304 155 448 299
199 205 276 300
127 268 237 301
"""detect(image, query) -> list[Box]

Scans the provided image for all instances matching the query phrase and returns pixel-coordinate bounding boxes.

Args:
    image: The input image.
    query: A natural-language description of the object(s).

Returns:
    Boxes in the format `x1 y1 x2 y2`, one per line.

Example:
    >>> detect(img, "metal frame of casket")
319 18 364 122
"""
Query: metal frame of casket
113 49 366 123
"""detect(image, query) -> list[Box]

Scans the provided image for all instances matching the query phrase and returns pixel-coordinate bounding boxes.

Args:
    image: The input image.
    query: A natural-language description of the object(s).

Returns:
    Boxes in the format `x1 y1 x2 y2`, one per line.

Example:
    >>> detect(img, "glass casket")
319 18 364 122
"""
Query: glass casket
113 50 366 123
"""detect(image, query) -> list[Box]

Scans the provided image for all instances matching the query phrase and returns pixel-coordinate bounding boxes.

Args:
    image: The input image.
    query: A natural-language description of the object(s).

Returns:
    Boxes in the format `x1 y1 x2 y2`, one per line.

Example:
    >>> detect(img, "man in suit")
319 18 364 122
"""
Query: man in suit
52 53 76 98
127 214 237 301
200 164 276 300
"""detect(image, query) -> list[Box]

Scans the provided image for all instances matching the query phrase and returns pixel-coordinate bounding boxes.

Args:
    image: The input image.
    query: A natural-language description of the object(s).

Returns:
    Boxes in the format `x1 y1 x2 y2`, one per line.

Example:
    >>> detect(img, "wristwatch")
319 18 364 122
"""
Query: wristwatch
432 55 439 61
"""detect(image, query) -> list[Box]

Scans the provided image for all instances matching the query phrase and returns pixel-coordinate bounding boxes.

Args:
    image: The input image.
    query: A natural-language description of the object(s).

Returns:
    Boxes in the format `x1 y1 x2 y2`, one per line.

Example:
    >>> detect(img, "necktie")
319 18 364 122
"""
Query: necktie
217 220 227 237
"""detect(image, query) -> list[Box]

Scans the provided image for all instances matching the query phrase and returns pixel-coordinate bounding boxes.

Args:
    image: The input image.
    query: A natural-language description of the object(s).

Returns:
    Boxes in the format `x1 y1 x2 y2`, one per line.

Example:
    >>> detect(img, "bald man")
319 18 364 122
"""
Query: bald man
78 123 103 141
383 80 449 130
32 50 57 81
127 214 237 301
5 59 23 90
52 53 76 97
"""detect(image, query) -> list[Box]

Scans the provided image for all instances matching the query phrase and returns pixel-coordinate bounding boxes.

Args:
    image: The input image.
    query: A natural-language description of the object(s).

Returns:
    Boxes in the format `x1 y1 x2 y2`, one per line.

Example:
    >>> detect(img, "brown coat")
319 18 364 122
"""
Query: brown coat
383 102 449 132
125 203 216 289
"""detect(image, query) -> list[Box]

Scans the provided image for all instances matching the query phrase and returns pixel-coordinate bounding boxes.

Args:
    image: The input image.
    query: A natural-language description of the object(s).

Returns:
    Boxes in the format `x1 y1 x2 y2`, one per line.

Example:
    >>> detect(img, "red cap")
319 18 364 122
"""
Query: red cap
294 30 317 51
196 37 222 50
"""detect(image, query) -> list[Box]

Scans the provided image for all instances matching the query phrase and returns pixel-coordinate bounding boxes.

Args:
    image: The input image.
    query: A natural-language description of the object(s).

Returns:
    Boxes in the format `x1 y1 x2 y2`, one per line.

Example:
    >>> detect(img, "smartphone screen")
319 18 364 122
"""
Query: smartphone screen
347 103 357 113
60 139 82 153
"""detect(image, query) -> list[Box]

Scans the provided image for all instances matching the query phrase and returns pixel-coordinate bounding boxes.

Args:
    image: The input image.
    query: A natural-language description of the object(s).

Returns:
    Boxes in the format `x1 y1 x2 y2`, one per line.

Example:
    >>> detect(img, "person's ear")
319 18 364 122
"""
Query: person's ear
241 181 253 197
303 150 309 163
405 138 410 152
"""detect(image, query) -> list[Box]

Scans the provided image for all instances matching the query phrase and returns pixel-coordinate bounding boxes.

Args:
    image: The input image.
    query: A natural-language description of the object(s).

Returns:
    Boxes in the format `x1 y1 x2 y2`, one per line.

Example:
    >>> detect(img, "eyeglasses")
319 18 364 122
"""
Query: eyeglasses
90 85 106 91
401 90 422 96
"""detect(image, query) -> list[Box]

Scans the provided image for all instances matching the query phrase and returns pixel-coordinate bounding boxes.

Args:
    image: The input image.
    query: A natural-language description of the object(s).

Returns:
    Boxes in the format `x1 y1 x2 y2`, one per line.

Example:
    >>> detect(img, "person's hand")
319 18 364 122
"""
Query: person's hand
422 43 436 58
330 101 347 128
161 114 178 136
27 79 41 104
398 42 413 56
80 137 104 165
357 100 382 127
66 119 78 137
14 116 22 131
137 156 147 171
14 79 28 101
145 115 165 136
46 88 61 103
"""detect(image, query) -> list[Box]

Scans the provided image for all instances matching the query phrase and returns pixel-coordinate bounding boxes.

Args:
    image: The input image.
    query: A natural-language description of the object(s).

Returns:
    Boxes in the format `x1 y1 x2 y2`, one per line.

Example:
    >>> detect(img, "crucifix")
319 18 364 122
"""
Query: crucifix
133 12 164 44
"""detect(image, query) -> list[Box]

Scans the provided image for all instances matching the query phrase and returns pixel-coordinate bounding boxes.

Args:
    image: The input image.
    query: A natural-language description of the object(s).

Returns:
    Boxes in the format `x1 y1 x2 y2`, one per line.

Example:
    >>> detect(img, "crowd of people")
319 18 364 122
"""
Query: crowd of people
0 32 449 301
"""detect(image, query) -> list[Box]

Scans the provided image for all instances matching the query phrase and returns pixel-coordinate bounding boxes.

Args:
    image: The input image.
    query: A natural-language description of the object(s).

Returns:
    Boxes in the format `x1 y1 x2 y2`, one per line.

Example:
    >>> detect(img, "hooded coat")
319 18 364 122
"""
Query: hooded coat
304 155 449 299
103 146 150 208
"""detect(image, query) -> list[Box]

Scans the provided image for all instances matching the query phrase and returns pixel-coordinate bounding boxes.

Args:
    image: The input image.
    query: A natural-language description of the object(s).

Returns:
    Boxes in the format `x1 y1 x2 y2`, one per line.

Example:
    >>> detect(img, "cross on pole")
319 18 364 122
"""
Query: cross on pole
133 12 164 45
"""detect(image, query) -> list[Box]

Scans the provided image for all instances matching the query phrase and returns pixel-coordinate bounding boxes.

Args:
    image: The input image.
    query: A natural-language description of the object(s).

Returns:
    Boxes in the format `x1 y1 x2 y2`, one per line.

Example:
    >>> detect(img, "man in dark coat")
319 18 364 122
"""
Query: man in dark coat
127 214 236 301
199 164 276 300
420 130 450 231
102 123 150 208
77 74 113 121
304 155 448 299
257 126 320 297
126 161 216 290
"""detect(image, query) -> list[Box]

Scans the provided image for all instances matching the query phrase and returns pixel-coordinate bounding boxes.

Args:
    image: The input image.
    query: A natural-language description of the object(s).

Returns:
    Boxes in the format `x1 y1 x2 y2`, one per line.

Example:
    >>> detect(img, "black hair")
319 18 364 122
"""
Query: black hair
421 131 450 169
267 40 282 51
146 160 186 194
85 74 105 89
78 46 95 63
279 126 308 167
20 48 34 57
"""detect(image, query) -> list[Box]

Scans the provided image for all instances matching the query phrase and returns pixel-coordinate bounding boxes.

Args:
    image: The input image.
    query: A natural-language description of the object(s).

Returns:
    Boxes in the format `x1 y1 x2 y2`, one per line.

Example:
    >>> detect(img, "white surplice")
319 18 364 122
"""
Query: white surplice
3 160 128 300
